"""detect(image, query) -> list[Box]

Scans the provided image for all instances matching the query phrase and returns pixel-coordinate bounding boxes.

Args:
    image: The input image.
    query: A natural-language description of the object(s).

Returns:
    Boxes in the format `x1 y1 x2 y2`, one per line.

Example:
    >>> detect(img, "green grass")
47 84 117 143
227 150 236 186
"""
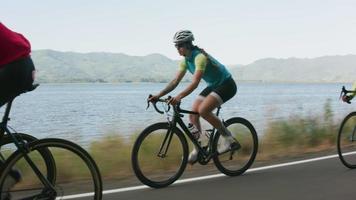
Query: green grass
259 99 338 159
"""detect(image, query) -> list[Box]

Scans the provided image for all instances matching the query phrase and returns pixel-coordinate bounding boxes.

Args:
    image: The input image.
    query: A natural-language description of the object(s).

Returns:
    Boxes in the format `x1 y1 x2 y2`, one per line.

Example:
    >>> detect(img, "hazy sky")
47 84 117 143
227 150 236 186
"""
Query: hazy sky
2 0 356 64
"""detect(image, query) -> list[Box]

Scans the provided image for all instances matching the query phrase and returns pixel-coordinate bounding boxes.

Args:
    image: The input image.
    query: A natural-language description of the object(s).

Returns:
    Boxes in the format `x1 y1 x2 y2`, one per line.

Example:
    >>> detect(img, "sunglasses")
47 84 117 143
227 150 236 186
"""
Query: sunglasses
174 43 185 49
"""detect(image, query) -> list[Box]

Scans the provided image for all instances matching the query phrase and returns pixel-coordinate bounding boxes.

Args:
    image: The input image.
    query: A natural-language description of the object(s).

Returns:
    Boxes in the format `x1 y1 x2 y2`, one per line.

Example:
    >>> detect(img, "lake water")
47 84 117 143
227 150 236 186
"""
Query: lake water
2 82 355 145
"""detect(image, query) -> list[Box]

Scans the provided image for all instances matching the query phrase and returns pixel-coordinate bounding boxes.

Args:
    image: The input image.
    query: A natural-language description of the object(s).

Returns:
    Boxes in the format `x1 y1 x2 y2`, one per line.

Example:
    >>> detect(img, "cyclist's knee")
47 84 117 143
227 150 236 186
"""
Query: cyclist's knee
198 107 210 119
189 114 198 122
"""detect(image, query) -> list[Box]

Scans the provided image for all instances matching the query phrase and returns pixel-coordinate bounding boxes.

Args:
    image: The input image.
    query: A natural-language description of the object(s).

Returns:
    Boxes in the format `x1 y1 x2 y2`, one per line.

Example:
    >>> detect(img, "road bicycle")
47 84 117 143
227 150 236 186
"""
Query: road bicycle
132 96 258 188
337 86 356 169
0 84 102 199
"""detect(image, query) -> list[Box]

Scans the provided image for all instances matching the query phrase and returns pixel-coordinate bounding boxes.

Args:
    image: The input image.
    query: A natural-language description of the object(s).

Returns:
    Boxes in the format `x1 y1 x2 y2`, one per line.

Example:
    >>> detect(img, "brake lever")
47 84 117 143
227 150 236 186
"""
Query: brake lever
146 100 150 110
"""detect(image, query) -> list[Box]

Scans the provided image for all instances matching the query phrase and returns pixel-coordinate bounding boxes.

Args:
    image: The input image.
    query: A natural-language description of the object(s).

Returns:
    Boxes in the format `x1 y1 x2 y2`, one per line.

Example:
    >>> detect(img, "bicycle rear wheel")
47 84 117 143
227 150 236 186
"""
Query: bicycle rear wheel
132 122 188 188
213 117 258 176
337 112 356 169
0 138 102 200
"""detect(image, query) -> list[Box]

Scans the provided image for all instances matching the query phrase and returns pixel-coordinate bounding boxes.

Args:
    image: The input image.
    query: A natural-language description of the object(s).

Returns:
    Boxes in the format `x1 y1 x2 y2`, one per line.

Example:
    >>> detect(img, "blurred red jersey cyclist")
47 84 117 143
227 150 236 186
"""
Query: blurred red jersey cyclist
0 22 36 198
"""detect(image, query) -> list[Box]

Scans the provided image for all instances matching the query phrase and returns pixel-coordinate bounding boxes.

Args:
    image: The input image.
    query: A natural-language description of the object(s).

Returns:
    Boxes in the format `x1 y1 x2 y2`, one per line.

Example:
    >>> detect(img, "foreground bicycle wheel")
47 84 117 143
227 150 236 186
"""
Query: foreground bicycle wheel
213 117 258 176
132 122 188 188
337 112 356 169
0 138 102 200
0 133 56 184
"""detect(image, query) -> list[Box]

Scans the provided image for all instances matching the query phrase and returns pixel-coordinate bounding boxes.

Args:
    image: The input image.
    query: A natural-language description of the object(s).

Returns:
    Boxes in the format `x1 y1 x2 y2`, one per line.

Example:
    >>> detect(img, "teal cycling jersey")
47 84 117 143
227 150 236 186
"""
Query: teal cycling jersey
179 49 231 88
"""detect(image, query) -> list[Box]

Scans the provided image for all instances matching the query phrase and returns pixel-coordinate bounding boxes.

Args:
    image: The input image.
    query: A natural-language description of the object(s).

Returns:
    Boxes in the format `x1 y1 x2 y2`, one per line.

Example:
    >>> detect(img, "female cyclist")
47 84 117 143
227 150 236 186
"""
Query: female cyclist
149 30 240 164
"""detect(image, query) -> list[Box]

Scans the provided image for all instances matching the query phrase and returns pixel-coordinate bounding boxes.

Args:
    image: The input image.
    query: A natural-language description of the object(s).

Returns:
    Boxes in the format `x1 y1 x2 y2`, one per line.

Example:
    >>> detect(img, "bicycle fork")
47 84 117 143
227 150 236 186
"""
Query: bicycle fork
157 129 174 158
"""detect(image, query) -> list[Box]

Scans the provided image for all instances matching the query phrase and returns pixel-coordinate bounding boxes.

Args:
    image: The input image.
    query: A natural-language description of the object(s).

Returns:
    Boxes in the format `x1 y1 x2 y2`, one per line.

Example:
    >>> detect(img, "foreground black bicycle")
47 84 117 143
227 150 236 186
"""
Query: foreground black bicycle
0 84 102 200
337 86 356 169
132 96 258 188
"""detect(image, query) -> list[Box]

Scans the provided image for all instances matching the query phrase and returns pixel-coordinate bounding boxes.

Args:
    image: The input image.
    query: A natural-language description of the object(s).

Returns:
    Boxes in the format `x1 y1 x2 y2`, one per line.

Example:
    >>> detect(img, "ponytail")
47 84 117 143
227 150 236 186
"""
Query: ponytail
192 45 215 66
192 45 209 57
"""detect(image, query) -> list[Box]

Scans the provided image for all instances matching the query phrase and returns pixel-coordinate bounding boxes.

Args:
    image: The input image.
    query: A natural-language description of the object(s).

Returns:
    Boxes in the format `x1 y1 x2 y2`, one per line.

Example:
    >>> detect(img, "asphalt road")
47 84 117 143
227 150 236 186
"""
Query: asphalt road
97 155 356 200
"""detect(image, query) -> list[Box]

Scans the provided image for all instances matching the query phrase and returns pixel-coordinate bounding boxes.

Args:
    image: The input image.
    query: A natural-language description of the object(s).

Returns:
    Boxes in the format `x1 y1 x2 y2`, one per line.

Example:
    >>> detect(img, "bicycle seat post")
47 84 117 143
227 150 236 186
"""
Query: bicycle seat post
2 98 14 127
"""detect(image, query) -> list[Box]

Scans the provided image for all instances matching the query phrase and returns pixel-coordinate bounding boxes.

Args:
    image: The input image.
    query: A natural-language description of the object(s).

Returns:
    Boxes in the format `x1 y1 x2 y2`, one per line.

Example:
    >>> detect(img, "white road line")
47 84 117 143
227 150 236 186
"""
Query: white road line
58 152 356 199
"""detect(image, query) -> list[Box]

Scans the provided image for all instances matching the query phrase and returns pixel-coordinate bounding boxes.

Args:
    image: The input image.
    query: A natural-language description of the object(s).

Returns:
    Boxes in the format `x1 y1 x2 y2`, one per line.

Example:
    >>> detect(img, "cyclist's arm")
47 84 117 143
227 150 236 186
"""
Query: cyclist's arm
176 54 207 99
176 70 203 99
157 62 186 97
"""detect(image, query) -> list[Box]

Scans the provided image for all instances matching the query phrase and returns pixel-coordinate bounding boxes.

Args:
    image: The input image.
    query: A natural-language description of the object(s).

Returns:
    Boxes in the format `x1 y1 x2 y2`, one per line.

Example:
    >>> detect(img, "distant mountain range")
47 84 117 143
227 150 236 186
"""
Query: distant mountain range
230 55 356 83
31 50 356 83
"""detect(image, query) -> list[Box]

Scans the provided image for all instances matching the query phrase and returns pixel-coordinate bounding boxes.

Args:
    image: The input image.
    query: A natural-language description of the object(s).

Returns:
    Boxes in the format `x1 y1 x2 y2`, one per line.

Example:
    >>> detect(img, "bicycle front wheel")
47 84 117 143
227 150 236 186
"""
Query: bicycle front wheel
132 122 188 188
0 133 56 184
213 117 258 176
0 138 102 200
337 112 356 169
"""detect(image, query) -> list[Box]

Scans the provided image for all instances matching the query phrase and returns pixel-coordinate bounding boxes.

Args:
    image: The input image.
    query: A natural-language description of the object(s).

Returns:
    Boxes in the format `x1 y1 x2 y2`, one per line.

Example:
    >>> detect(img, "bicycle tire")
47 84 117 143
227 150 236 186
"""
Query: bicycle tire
132 122 188 188
337 112 356 169
0 133 56 184
0 138 102 200
213 117 258 176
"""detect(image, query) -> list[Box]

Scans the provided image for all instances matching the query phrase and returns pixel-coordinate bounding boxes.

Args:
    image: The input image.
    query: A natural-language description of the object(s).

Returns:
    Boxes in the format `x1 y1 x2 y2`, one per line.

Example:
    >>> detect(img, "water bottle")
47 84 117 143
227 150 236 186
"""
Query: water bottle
188 123 200 140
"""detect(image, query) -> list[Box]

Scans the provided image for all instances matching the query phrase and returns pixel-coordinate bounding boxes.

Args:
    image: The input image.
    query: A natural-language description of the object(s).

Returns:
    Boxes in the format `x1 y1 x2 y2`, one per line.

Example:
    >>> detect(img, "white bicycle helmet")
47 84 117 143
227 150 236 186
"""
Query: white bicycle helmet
173 30 194 44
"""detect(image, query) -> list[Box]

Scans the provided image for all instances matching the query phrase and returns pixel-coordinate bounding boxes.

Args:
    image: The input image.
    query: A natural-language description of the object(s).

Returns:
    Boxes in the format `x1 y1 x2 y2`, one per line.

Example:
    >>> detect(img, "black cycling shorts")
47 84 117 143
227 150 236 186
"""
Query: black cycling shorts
0 56 35 107
199 77 237 104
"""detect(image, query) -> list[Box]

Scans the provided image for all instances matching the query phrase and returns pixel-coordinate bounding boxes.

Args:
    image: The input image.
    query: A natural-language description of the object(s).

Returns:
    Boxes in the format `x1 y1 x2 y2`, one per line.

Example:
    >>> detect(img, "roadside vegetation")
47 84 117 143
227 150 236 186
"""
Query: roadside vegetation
6 99 344 184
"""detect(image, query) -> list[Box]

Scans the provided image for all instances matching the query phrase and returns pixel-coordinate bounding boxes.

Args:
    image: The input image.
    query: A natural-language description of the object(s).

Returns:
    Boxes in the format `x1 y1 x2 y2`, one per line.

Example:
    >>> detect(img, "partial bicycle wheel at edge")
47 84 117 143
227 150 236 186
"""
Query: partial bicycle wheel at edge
213 117 258 176
132 122 188 188
0 138 102 200
0 133 56 184
337 112 356 169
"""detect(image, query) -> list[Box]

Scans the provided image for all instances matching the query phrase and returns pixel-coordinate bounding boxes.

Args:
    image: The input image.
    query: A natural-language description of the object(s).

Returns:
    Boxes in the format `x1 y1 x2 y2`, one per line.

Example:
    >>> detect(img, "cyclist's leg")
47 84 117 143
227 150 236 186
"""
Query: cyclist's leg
199 78 237 134
0 62 15 107
198 95 226 133
199 78 238 153
199 96 238 153
189 86 213 131
10 56 36 93
188 87 212 164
